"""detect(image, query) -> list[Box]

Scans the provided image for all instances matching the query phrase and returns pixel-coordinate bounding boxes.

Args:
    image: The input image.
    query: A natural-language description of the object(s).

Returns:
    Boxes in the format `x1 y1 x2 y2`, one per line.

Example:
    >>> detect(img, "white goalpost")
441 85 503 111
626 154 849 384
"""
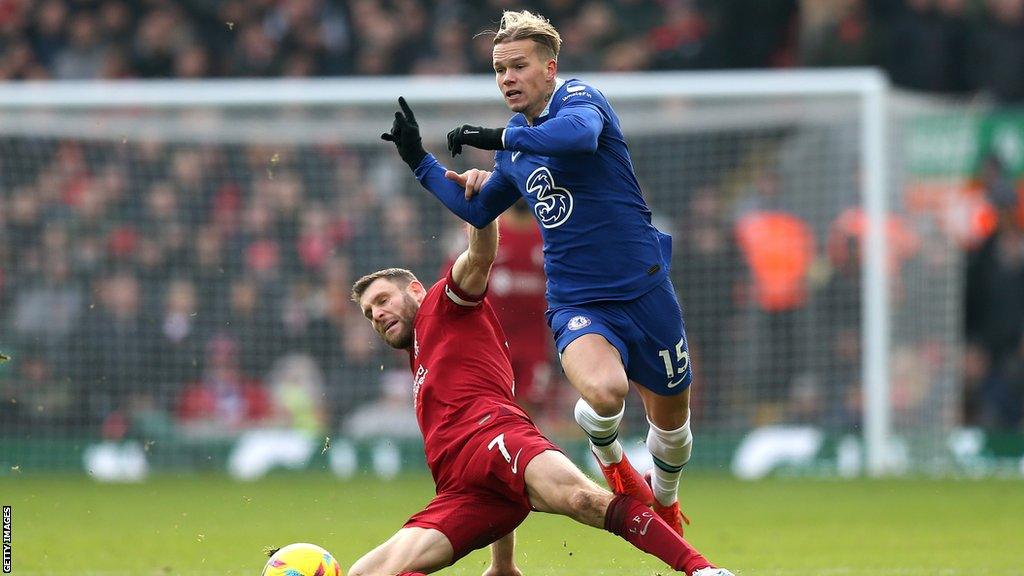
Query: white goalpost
0 70 962 477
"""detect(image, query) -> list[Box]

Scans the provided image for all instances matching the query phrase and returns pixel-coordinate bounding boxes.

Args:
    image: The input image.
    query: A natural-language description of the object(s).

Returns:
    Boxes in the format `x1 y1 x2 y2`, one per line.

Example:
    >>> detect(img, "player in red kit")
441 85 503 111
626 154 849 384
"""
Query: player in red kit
442 197 554 418
487 199 553 415
347 194 733 576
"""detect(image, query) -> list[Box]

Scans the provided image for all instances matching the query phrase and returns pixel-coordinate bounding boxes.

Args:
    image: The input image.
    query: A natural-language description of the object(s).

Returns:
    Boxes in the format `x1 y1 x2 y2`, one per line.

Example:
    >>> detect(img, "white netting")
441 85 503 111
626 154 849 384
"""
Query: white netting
0 73 962 473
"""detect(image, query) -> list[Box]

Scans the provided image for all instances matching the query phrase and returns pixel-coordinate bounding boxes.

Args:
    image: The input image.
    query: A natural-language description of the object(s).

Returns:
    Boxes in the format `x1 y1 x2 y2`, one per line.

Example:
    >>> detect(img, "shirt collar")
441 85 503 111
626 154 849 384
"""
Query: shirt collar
537 77 566 119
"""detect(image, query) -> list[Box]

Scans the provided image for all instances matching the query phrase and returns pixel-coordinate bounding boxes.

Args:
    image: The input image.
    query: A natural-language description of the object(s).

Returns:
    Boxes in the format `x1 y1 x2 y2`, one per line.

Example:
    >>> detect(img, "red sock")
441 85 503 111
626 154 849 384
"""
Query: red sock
604 494 712 574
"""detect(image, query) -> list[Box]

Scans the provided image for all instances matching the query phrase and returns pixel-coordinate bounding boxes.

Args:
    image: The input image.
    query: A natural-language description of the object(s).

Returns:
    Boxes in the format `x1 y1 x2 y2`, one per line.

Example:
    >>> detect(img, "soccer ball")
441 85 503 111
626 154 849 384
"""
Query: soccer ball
262 542 344 576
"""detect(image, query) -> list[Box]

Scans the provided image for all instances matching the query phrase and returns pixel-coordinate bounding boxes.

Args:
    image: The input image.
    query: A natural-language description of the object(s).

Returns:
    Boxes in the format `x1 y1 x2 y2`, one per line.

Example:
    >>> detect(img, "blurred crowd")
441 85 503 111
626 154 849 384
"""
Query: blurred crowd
0 139 448 440
1 0 1023 447
3 131 1011 441
0 0 1022 101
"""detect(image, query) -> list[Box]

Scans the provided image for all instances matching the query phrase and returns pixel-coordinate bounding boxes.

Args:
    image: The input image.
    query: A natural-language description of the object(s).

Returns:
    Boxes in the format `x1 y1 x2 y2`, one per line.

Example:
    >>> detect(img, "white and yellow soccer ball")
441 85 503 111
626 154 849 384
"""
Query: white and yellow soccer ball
262 542 344 576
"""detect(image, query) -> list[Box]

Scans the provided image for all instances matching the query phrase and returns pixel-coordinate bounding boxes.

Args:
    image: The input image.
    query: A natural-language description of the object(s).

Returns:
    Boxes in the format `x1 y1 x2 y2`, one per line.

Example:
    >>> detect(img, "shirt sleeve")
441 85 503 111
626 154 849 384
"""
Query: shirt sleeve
442 265 487 310
502 101 604 156
414 153 521 228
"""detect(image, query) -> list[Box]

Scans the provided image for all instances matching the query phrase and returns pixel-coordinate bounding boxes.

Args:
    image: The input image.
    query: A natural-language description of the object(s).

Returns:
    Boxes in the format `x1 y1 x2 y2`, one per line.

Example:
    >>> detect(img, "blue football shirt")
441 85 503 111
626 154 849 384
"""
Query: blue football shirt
415 78 671 308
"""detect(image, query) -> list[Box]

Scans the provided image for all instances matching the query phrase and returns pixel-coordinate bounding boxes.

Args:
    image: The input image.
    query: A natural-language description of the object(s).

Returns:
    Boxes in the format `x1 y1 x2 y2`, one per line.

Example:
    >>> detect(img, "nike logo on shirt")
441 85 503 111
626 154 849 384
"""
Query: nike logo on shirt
511 447 524 474
511 151 521 162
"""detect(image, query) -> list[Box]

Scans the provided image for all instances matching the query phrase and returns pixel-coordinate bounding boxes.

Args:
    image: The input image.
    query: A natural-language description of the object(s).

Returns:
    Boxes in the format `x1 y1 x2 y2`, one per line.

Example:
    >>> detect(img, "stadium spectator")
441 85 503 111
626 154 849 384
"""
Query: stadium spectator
733 191 816 419
720 0 799 68
675 186 740 427
646 0 724 70
342 368 420 441
188 224 230 312
176 334 273 438
29 0 68 69
150 278 204 394
972 0 1024 104
264 352 329 436
217 274 280 379
168 148 213 227
799 0 877 67
294 202 342 272
0 0 1014 102
233 195 284 284
964 166 1024 429
279 277 338 361
884 0 973 95
71 269 152 427
131 4 193 78
826 207 921 300
322 306 400 418
820 216 865 430
9 246 84 354
0 343 74 432
53 11 106 79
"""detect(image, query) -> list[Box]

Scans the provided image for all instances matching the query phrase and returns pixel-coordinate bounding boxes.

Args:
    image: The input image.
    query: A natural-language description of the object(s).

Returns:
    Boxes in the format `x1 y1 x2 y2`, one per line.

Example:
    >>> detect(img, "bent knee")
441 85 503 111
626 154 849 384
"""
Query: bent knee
585 385 622 412
582 383 628 416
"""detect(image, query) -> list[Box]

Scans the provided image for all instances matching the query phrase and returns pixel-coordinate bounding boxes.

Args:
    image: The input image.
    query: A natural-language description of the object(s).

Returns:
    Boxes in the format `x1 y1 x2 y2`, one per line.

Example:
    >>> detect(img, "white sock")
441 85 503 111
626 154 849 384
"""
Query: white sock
646 416 692 507
574 397 624 465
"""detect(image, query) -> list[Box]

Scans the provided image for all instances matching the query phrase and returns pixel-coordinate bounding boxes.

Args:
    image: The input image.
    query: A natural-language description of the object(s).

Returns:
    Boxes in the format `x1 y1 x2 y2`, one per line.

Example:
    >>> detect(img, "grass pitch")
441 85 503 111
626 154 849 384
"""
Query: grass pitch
1 472 1021 575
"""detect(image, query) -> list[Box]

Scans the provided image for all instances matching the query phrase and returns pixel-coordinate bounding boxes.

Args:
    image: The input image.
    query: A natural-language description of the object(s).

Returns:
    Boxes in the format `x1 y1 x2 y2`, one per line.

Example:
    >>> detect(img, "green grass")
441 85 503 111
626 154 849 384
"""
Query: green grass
1 472 1022 575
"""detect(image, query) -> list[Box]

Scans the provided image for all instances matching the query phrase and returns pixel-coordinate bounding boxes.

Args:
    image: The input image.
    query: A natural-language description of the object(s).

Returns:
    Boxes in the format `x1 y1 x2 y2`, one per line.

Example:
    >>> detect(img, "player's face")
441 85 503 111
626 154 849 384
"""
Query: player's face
359 279 420 350
493 39 556 121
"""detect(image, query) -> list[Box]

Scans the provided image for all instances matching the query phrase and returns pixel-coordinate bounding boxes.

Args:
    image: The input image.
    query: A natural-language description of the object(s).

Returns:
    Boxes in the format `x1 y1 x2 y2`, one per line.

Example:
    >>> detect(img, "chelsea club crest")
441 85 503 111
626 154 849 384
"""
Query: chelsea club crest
567 316 591 331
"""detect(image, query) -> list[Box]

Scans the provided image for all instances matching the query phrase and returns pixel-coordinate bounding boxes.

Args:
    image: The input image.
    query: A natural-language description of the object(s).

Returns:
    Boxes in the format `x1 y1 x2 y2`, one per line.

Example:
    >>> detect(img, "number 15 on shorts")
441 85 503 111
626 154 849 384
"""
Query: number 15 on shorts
488 433 524 474
658 337 689 387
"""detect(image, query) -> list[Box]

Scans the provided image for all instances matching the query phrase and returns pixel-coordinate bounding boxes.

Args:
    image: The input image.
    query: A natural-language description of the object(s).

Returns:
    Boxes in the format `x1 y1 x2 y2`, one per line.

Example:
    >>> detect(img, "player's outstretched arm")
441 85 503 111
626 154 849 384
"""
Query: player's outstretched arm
381 97 520 227
502 106 603 155
415 154 519 227
450 218 499 298
482 531 522 576
447 106 603 158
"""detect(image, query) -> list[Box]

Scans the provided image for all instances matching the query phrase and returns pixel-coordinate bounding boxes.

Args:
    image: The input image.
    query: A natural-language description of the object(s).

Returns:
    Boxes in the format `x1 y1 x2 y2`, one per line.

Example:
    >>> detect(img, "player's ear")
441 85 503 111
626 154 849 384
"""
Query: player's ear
407 280 426 302
546 58 557 82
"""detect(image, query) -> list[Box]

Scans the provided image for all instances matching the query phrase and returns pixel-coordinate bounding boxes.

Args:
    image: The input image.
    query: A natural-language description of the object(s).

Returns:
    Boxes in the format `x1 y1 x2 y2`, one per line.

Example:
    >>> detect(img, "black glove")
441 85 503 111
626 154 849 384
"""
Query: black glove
381 97 427 170
446 125 504 157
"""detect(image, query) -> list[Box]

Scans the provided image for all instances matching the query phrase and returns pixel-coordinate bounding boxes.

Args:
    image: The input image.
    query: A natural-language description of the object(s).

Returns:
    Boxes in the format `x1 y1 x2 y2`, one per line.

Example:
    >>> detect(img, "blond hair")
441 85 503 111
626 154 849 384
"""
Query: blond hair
491 10 561 60
350 268 418 303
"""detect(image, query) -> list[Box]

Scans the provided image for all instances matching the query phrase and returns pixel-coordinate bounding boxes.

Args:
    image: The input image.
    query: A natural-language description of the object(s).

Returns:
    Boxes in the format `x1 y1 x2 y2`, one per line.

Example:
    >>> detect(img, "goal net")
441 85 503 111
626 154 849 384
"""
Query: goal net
0 71 963 477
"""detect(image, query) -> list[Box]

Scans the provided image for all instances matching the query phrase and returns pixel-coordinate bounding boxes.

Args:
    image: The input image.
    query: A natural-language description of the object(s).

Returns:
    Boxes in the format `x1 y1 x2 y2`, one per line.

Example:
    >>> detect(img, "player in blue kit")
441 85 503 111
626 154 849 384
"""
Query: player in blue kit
381 10 695 535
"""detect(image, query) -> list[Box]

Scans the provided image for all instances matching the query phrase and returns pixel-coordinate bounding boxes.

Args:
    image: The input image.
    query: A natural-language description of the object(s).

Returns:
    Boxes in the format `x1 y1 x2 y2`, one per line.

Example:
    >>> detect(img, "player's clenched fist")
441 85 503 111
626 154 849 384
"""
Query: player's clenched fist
381 97 427 169
447 124 504 157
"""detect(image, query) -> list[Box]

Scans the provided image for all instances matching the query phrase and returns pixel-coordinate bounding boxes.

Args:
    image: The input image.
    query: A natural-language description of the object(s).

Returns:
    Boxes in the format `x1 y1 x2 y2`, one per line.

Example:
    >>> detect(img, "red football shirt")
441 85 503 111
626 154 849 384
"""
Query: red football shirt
489 220 549 360
409 268 530 482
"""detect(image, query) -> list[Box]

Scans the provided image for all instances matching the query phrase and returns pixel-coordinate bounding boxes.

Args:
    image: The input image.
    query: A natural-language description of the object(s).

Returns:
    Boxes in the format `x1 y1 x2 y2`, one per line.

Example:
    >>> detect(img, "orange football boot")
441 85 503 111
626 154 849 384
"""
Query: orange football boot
644 469 691 536
594 451 654 506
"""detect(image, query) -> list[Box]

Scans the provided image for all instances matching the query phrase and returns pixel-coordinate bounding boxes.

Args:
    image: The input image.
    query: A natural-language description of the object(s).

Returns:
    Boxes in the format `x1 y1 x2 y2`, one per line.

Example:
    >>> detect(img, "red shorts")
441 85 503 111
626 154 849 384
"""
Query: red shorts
404 414 560 562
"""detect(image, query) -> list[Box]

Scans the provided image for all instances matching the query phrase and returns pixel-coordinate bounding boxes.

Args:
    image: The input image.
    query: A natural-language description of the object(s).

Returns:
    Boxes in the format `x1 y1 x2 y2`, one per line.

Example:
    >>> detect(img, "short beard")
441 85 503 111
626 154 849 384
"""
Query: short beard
383 294 418 350
387 321 413 350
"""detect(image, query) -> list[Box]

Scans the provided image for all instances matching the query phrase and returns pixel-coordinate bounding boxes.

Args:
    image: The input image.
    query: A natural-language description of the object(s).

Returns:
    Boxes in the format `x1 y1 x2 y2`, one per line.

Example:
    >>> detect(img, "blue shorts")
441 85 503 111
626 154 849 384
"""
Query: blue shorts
547 278 692 396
